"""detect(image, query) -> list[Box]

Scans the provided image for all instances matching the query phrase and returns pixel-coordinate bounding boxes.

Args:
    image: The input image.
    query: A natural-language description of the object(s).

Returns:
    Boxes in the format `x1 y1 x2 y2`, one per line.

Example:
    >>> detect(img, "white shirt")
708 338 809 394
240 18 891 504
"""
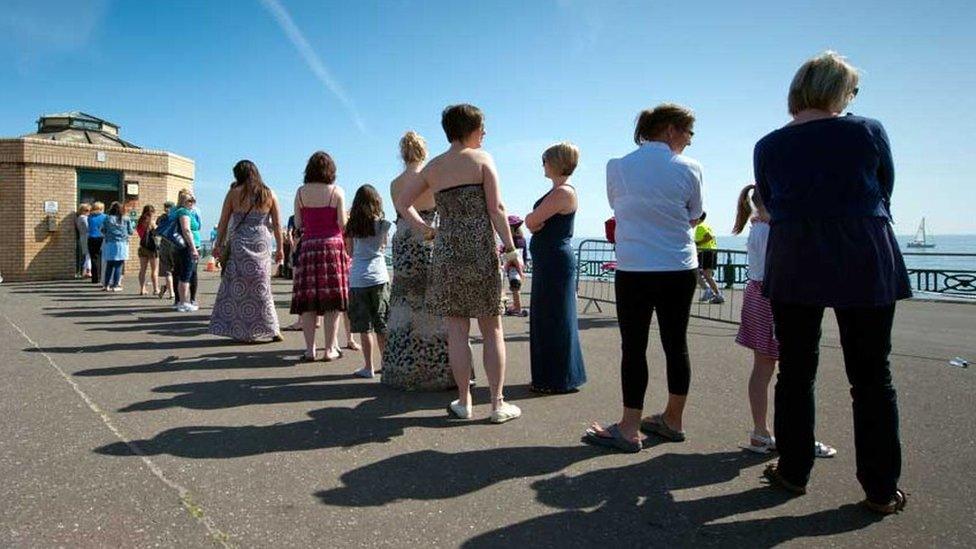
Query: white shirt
746 219 769 281
606 142 704 271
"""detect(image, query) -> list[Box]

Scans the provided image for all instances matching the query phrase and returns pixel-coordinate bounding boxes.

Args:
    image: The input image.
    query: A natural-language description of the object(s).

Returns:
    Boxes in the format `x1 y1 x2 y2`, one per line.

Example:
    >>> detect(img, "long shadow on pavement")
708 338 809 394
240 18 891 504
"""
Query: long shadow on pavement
73 348 296 376
453 451 880 547
94 383 545 458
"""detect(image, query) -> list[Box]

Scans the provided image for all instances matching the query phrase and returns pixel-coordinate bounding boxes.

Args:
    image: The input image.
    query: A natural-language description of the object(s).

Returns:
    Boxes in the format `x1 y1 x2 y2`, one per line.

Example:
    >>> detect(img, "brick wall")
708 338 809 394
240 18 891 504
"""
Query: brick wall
0 138 194 282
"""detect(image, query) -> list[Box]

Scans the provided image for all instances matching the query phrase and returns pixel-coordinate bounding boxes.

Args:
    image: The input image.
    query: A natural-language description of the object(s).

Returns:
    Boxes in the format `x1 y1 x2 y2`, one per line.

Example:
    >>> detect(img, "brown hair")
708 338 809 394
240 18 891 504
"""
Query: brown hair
304 151 337 184
400 131 427 164
634 103 695 145
441 104 484 142
137 204 156 230
732 184 767 235
345 184 384 238
107 201 124 221
233 159 273 208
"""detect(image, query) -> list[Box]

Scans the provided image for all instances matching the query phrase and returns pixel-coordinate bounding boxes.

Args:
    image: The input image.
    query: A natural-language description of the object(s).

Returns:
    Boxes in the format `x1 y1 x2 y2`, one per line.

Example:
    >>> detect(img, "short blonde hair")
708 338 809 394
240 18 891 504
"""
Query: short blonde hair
399 131 427 164
77 203 91 215
788 51 860 115
177 188 195 208
91 201 104 213
542 142 580 176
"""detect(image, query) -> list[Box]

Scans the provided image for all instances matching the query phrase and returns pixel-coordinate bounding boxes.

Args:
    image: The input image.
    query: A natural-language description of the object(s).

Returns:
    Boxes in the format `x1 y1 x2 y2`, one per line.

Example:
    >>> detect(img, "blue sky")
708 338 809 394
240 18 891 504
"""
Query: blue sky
2 0 974 236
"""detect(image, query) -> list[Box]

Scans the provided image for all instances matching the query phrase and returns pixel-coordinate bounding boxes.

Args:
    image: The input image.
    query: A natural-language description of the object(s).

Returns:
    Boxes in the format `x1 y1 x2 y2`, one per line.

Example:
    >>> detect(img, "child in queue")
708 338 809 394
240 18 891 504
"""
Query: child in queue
733 184 836 458
344 184 393 378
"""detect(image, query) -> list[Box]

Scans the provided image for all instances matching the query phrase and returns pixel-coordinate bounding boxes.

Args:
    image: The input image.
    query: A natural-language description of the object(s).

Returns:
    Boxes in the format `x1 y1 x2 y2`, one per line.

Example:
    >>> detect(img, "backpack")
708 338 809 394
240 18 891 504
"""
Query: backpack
159 212 187 249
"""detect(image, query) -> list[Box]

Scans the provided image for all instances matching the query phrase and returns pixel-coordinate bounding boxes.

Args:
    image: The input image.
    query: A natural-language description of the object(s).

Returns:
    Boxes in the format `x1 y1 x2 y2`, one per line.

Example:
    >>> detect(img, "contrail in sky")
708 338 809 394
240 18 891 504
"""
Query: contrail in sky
259 0 367 134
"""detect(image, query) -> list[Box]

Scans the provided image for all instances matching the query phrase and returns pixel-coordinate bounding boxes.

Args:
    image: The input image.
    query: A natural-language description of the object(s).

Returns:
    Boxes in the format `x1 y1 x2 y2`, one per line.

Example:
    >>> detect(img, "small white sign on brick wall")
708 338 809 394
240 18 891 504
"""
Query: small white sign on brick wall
96 151 106 162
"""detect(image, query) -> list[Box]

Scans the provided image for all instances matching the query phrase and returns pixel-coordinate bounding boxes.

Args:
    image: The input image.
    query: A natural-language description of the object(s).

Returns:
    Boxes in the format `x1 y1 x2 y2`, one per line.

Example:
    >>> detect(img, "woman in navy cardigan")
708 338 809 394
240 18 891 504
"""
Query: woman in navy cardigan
754 51 910 514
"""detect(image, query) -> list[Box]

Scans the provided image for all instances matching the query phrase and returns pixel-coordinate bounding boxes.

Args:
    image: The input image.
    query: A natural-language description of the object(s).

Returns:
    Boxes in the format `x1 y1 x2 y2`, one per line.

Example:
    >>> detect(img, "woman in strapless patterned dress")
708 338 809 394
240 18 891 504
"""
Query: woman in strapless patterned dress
394 104 523 424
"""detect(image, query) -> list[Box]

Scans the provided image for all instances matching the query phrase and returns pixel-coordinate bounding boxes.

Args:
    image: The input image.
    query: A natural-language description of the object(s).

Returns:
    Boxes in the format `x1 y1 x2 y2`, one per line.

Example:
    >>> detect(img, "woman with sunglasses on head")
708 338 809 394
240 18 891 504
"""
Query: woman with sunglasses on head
173 190 202 312
585 103 703 453
755 51 910 514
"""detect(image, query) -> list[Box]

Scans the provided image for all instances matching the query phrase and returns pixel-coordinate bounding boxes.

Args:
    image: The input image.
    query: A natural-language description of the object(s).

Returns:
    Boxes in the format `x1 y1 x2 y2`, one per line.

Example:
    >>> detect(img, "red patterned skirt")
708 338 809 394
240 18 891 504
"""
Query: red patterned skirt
735 280 779 359
290 236 349 313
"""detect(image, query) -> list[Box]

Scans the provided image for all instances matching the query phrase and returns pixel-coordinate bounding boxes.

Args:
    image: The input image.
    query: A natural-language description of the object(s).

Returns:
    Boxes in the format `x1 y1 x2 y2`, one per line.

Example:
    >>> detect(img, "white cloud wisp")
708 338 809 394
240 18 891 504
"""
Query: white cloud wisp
259 0 367 134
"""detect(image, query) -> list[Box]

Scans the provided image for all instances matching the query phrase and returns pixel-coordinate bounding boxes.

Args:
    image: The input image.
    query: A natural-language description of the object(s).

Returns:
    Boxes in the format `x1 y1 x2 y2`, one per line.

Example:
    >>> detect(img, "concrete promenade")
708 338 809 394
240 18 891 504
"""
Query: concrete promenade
1 274 974 547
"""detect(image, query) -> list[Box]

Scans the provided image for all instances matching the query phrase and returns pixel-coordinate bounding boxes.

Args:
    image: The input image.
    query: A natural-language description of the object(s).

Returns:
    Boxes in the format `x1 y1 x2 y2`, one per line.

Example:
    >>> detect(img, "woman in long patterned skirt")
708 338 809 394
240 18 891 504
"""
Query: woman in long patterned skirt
210 160 283 342
382 132 452 390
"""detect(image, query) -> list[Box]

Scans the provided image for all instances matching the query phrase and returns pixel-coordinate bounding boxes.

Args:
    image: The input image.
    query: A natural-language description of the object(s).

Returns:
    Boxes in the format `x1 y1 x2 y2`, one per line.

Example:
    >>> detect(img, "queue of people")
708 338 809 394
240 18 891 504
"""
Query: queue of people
72 50 908 515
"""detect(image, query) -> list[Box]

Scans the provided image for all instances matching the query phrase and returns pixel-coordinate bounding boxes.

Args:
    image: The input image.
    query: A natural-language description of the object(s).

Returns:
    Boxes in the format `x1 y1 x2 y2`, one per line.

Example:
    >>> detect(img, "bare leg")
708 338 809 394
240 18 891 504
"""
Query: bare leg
512 291 523 312
149 257 159 294
477 314 506 410
301 312 317 357
447 317 473 407
322 311 340 359
703 269 721 297
662 394 688 431
343 313 360 349
361 332 376 372
749 352 777 437
138 256 149 294
178 281 191 305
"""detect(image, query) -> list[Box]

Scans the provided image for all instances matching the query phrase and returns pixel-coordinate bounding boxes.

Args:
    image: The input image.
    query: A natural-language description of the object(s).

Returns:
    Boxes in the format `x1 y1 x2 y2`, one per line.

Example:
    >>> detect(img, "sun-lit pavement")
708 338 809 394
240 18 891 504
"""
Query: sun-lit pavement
1 274 974 547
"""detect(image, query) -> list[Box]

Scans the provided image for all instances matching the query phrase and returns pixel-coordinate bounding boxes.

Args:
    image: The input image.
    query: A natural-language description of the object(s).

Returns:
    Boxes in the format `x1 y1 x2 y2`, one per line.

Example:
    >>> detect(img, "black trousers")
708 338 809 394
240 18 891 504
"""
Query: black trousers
615 269 696 410
772 301 901 502
88 237 103 284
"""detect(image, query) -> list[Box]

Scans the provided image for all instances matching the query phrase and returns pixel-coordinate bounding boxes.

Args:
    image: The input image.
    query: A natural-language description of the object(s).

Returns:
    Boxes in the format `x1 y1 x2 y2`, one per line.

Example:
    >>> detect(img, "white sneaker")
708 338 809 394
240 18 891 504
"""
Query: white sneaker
176 303 193 312
699 291 714 302
186 302 200 311
814 440 837 458
447 400 473 419
489 401 522 424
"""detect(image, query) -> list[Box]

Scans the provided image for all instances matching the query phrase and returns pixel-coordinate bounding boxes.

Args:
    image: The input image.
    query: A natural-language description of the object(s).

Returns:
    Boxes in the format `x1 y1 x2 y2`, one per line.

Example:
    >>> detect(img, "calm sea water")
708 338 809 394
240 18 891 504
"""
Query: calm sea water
566 234 976 271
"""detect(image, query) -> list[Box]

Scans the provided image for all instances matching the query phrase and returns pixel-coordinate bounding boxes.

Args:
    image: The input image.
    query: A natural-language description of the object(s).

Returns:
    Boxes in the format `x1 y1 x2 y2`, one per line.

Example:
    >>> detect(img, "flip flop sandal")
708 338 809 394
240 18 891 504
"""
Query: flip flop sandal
741 432 776 454
862 489 908 515
762 464 807 495
282 325 303 331
298 353 318 363
639 414 686 442
582 423 641 453
323 350 344 362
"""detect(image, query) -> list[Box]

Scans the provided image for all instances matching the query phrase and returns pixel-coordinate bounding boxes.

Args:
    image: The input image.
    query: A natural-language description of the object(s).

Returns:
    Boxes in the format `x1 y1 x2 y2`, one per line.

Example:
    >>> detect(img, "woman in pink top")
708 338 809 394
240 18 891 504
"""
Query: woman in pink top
290 151 349 362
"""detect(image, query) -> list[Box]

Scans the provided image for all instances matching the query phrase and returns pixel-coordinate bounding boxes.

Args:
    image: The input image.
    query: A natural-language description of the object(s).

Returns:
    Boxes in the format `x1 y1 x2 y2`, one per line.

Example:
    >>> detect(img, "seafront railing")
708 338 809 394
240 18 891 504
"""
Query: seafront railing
574 239 976 325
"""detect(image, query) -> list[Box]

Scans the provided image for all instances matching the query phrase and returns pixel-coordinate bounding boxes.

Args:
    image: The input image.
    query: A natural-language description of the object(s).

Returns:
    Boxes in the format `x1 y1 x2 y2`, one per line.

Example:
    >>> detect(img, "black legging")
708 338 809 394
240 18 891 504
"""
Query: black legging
88 237 103 284
615 269 696 410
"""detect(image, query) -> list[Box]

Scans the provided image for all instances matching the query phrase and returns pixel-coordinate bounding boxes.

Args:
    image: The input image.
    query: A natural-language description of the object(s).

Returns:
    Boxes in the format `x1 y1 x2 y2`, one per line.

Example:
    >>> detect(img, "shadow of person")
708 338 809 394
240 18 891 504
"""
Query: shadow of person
315 445 609 507
97 383 539 459
461 451 881 547
74 348 297 377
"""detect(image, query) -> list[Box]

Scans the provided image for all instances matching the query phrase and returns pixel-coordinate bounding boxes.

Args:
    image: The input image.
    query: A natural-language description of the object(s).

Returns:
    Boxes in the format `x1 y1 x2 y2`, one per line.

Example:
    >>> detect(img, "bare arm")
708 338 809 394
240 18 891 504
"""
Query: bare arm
214 192 234 253
179 215 198 257
335 190 347 234
525 186 575 233
270 193 284 263
482 155 516 253
394 171 434 236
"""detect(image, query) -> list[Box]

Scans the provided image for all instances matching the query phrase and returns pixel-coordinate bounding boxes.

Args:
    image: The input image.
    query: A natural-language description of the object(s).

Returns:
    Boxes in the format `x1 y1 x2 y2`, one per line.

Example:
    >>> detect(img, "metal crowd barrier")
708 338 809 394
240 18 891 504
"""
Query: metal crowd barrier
574 239 749 325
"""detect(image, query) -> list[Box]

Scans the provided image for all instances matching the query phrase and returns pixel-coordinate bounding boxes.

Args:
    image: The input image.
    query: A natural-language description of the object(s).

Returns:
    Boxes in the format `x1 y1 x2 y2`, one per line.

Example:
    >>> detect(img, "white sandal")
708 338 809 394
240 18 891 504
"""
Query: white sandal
741 431 776 454
489 401 521 424
814 440 837 458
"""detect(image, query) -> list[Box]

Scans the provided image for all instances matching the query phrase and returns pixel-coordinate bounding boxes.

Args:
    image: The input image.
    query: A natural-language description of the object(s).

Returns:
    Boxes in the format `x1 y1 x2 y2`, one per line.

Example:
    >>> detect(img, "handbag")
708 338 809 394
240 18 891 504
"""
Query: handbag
221 202 256 264
604 216 617 244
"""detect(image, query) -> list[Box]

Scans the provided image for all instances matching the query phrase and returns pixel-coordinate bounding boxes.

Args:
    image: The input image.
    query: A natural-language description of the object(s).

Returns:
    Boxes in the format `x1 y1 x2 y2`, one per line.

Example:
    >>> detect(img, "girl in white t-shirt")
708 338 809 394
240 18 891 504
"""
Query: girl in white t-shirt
733 184 836 458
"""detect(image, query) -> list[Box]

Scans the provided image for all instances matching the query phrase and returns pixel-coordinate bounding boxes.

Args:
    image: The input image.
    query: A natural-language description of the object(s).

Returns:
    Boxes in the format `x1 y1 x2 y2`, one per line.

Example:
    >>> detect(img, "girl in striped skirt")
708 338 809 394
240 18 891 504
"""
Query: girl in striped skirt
734 184 836 458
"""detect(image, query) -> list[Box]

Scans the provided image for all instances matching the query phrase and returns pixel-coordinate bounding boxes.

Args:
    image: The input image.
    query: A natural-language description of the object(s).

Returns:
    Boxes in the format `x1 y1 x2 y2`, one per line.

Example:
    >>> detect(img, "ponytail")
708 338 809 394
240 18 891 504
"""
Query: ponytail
732 184 755 235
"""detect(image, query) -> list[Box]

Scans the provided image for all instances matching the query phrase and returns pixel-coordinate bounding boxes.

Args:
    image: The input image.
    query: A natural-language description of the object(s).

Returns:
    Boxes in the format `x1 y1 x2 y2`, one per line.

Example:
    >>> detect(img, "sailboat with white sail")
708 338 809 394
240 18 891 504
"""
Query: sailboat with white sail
907 217 936 248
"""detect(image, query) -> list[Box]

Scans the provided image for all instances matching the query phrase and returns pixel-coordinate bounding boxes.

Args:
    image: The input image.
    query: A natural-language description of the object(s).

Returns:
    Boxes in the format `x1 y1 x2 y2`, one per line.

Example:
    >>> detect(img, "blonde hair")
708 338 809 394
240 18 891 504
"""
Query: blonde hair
399 131 427 164
788 51 860 115
77 203 91 215
91 201 104 213
177 188 195 208
542 142 580 176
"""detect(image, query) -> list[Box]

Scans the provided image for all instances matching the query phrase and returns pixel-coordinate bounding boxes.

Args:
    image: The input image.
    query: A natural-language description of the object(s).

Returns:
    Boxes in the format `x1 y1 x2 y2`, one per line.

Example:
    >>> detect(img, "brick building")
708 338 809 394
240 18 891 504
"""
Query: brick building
0 112 194 282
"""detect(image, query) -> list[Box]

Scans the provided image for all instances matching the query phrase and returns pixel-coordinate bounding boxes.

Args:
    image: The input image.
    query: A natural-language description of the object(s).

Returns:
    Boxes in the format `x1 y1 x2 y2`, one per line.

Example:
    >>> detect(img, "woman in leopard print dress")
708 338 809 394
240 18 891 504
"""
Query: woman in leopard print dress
382 132 453 390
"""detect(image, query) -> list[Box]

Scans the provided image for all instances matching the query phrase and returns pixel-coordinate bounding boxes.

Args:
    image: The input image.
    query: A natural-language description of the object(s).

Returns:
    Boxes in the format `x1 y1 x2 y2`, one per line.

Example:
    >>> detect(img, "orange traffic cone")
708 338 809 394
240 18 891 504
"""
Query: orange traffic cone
205 256 217 272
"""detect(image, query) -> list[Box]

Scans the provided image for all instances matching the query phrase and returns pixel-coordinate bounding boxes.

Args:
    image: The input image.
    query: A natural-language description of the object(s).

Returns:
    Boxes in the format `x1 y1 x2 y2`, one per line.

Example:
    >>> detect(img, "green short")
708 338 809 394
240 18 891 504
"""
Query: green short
348 283 390 334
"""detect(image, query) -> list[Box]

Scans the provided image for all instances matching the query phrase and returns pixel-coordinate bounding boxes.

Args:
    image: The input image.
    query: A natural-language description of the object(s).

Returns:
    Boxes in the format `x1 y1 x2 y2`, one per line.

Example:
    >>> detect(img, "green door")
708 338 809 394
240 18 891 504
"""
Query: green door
77 169 122 207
